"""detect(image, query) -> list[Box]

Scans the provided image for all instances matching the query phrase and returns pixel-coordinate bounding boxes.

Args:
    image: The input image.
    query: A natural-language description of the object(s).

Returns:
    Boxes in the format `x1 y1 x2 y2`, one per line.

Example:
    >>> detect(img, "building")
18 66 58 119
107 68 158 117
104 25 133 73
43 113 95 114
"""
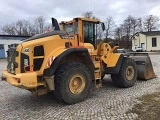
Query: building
0 35 30 58
131 31 160 51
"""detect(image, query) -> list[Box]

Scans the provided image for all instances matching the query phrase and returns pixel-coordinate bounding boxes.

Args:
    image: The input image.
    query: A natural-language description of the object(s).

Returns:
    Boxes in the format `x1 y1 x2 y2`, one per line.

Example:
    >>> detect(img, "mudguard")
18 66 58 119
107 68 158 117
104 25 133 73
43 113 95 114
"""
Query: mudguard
104 54 124 74
43 48 95 77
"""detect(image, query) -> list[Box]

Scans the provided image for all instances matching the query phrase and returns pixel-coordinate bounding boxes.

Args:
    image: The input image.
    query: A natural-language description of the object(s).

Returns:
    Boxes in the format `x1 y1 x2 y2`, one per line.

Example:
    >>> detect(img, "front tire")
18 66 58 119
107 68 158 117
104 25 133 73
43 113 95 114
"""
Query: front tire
111 58 137 88
101 72 105 80
54 62 92 104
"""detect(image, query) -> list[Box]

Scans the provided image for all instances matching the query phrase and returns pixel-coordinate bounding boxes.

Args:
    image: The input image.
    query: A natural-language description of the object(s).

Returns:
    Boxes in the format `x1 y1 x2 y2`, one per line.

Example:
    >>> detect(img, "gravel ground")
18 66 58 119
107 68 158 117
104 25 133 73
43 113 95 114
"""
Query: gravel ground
0 55 160 120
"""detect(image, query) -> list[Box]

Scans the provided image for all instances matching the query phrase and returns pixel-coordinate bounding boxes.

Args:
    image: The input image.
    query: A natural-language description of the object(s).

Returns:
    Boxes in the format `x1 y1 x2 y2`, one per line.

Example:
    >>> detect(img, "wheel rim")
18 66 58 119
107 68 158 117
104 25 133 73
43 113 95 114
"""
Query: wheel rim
69 74 85 94
125 66 134 80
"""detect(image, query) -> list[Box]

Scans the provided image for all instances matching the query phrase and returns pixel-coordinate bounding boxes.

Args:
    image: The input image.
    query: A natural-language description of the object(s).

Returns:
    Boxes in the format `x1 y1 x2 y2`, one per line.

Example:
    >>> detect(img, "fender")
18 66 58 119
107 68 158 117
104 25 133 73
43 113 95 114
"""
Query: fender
43 48 95 77
105 54 124 74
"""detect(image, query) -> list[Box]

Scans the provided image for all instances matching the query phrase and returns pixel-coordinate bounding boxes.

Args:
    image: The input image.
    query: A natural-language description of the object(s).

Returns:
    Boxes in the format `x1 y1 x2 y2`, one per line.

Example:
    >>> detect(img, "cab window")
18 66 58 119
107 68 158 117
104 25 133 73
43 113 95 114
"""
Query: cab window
64 23 78 34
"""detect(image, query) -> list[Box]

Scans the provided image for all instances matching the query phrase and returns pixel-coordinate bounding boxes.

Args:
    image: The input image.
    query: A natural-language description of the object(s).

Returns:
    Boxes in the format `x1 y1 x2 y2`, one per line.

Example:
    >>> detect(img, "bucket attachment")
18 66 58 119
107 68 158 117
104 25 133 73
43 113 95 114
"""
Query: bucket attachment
129 53 156 80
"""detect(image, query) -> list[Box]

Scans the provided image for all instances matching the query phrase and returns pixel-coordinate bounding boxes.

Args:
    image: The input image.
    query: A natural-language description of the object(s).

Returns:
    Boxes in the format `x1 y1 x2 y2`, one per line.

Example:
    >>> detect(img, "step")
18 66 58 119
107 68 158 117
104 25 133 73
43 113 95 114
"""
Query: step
94 69 101 79
93 61 101 69
95 79 102 88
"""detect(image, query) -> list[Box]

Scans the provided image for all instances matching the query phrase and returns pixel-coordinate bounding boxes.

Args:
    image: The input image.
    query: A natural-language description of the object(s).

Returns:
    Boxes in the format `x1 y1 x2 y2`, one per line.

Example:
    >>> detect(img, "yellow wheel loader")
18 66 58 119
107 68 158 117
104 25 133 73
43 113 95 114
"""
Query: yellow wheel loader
1 17 156 104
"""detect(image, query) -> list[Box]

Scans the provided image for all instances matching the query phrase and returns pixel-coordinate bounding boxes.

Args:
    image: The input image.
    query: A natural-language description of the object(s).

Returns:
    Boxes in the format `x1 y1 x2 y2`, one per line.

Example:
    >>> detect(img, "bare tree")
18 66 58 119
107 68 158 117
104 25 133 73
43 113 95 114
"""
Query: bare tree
34 16 45 34
124 16 133 37
15 20 35 36
44 23 52 33
82 11 104 40
121 15 142 38
122 16 134 48
82 11 98 19
1 20 32 35
114 16 143 41
131 17 139 35
136 17 143 32
114 27 123 40
1 16 52 36
1 24 15 35
114 16 137 48
104 17 115 42
143 15 159 31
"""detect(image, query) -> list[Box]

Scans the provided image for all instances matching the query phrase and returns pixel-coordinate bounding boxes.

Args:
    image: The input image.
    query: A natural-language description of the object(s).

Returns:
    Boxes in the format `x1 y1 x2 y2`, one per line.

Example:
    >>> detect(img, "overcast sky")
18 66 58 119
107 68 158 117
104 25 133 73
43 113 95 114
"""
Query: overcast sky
0 0 160 26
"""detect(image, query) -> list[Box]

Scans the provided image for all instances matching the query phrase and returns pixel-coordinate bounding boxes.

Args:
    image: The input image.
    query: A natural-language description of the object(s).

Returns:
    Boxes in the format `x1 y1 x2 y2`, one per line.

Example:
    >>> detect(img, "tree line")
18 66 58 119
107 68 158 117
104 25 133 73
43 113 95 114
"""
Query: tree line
1 12 159 43
83 12 159 49
83 12 159 39
1 16 52 36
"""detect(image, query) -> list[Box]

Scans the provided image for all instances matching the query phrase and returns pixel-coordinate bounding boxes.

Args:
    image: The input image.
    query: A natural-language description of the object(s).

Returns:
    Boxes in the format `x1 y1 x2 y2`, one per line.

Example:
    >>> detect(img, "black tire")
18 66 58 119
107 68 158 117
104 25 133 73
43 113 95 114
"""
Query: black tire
53 62 92 104
111 58 137 88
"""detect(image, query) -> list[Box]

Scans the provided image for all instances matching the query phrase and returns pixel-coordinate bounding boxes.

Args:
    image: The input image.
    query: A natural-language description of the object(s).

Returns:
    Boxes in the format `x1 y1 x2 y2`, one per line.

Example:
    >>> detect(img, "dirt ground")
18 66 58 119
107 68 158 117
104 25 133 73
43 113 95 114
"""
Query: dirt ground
126 53 160 120
126 90 160 120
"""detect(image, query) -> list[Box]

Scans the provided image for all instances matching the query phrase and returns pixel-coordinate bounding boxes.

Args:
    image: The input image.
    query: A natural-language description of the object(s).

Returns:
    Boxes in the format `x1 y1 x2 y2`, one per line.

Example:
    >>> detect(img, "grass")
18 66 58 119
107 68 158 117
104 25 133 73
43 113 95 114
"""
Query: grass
126 92 160 120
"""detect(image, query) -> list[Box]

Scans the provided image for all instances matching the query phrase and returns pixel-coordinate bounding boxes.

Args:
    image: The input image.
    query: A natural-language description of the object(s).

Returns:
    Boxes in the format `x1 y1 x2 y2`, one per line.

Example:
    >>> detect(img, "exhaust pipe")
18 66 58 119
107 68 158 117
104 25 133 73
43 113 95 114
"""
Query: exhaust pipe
51 18 60 30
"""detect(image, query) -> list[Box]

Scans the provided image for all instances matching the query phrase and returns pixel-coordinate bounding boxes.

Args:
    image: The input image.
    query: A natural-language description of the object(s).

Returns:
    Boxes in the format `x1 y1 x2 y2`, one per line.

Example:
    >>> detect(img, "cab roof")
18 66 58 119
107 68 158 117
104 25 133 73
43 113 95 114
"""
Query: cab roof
60 17 100 24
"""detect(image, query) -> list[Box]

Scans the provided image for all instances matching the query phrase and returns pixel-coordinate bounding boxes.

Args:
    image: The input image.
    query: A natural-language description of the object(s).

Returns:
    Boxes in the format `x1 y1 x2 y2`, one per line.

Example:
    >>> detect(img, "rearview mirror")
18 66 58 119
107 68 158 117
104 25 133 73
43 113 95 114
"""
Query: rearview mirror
101 23 105 31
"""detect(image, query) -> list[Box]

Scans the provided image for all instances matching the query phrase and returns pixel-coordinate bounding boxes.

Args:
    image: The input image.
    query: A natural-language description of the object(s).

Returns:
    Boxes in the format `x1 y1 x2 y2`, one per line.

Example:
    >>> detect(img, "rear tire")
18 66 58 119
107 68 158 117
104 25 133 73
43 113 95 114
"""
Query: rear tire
111 58 137 88
54 62 92 104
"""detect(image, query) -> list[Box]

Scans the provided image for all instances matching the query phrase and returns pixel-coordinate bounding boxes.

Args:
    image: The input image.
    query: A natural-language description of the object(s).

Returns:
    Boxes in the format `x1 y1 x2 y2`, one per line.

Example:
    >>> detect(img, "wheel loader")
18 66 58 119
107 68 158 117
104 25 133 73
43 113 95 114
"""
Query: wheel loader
1 17 156 104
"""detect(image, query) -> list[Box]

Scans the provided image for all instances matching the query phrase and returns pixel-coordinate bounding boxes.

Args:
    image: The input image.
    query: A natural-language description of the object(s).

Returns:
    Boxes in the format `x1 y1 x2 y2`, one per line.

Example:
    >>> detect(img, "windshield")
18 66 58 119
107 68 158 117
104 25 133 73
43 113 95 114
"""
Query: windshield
64 23 78 34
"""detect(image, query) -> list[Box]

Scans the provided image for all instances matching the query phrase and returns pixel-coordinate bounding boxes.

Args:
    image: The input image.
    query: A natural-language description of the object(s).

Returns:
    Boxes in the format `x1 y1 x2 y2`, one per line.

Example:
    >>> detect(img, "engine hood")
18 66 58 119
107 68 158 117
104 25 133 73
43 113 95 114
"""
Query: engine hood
23 30 67 42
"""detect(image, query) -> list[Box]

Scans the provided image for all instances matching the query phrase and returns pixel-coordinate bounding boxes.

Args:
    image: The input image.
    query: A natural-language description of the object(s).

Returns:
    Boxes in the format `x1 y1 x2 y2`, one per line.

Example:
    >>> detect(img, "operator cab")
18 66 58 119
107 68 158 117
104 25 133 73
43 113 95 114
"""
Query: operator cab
60 17 105 48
